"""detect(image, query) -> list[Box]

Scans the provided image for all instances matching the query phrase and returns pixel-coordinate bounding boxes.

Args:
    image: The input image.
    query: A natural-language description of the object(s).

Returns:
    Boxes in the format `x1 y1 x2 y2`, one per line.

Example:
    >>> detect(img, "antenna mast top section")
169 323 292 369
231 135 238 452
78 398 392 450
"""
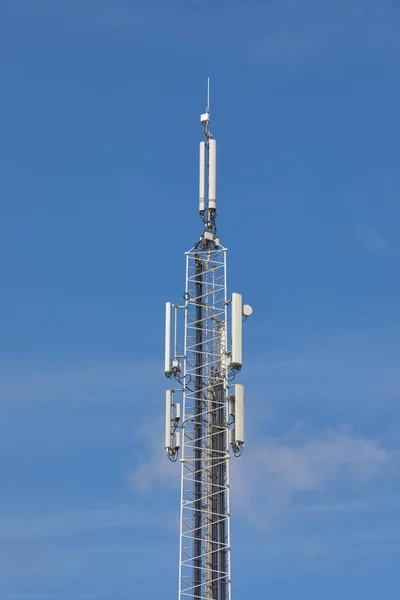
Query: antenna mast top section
200 76 212 138
199 77 218 241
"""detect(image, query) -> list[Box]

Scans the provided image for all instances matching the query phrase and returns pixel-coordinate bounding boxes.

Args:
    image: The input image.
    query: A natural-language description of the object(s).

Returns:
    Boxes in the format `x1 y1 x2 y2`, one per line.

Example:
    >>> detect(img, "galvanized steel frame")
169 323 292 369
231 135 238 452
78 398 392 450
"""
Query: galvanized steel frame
178 243 231 600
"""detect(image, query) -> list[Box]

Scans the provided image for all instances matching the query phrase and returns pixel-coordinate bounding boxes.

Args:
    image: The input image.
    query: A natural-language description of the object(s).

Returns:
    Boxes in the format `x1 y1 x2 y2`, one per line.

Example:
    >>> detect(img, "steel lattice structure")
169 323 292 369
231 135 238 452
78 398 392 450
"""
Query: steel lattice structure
164 81 251 600
179 245 230 600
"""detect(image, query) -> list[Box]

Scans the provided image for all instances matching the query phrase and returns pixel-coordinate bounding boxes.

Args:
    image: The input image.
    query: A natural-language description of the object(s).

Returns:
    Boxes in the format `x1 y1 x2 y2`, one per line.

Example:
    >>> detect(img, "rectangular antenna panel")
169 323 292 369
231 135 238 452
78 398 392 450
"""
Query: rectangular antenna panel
174 431 181 450
231 293 243 369
199 141 205 213
174 402 181 422
229 395 235 416
234 384 244 445
165 390 172 451
208 139 217 211
228 428 234 446
165 302 172 376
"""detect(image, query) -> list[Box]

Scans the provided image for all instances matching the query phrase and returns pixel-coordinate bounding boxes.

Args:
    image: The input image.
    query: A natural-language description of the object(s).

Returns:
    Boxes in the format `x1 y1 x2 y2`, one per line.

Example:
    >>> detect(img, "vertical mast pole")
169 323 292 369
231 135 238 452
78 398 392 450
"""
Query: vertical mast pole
164 78 252 600
194 254 203 598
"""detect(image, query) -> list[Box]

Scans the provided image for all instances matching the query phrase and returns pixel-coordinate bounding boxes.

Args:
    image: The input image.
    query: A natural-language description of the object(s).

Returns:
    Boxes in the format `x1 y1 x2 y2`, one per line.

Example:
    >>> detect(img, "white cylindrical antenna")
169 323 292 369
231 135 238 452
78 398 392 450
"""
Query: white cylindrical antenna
165 302 172 376
234 384 245 445
174 402 181 422
231 293 243 369
208 138 217 212
165 390 173 451
174 431 181 451
199 141 206 214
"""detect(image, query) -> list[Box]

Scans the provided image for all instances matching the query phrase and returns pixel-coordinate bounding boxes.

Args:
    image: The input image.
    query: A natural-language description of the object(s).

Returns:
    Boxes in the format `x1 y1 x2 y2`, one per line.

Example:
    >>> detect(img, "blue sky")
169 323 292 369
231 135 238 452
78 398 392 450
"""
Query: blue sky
1 0 400 598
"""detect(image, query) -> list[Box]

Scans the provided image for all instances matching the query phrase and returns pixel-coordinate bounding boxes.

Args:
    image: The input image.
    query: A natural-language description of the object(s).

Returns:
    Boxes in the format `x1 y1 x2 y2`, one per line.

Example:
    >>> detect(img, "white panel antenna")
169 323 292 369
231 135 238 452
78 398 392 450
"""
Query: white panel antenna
233 384 244 446
208 139 217 213
231 292 243 369
228 428 234 446
199 141 205 214
165 389 173 452
165 302 172 376
166 390 181 454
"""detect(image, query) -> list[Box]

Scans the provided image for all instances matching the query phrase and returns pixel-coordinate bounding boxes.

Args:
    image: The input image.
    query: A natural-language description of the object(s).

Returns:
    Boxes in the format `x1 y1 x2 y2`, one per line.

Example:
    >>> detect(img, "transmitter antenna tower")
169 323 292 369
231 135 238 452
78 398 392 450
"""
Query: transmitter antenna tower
164 79 252 600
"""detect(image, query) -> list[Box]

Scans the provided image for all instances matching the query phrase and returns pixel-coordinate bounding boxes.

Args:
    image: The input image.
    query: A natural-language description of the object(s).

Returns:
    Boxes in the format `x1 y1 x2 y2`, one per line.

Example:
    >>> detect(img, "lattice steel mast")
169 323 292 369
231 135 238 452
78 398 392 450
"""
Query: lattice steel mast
164 80 252 600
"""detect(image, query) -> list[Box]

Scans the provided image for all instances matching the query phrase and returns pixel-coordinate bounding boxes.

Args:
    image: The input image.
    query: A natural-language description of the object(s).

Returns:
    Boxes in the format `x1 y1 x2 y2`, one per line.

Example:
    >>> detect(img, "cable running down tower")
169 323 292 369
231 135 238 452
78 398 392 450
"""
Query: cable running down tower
164 80 252 600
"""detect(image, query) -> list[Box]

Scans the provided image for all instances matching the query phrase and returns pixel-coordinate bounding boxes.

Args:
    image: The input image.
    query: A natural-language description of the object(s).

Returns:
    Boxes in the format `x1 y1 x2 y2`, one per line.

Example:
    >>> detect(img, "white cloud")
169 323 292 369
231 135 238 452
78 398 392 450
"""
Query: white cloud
127 417 179 493
129 418 399 531
231 424 396 523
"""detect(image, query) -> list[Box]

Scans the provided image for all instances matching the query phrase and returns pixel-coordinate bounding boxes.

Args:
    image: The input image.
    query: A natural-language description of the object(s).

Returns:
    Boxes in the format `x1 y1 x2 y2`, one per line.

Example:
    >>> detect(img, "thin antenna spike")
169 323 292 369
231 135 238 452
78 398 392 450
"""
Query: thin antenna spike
207 76 210 113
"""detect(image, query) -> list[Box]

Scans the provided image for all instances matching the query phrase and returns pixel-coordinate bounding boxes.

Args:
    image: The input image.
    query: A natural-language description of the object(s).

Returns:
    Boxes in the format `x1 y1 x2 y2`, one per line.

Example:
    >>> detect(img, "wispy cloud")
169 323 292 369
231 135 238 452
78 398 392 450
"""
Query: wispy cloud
0 360 160 406
244 334 400 416
228 422 400 562
0 360 162 452
128 408 400 563
254 27 319 64
129 418 399 518
0 506 167 541
247 0 400 66
9 0 400 67
354 222 389 255
231 423 398 524
127 417 179 493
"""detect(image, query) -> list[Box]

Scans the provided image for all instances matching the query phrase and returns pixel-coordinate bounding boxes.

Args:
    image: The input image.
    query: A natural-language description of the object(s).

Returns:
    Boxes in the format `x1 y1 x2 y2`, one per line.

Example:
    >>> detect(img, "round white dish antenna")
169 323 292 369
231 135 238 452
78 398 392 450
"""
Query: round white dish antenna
243 304 253 317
